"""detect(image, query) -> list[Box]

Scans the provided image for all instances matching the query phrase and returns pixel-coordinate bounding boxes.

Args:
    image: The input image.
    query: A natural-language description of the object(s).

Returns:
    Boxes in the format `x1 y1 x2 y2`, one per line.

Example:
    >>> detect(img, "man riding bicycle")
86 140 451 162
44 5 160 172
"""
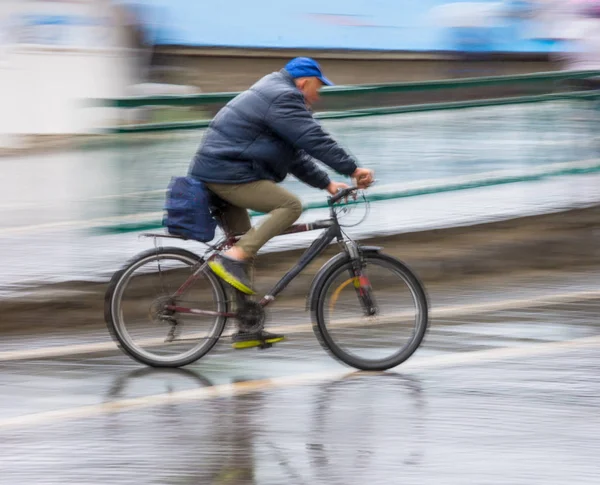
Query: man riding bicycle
188 57 374 348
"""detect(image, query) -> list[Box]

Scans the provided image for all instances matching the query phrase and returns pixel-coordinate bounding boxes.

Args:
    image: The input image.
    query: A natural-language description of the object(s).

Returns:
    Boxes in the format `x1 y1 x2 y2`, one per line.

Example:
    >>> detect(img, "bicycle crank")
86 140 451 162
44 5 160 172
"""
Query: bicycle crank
236 299 266 334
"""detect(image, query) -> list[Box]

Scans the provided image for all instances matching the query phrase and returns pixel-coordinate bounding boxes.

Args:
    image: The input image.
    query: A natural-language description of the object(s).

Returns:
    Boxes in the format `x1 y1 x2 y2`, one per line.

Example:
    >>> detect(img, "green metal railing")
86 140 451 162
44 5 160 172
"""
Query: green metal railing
110 90 600 134
94 70 600 234
96 69 600 109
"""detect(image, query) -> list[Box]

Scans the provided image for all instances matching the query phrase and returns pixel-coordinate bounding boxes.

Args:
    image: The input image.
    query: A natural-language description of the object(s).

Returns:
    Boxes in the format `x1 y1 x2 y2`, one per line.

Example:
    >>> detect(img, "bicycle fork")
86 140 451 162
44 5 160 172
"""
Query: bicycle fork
345 242 379 317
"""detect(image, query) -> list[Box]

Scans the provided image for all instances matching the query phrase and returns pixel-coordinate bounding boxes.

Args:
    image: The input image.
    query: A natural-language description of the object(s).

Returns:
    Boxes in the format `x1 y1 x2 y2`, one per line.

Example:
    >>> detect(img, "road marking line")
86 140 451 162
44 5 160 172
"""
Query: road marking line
1 288 600 362
0 334 599 430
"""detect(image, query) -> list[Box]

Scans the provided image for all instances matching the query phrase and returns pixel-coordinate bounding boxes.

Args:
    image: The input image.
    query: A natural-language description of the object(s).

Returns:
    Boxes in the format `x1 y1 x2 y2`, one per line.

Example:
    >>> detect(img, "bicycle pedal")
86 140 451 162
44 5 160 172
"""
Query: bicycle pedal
258 341 272 350
232 339 267 350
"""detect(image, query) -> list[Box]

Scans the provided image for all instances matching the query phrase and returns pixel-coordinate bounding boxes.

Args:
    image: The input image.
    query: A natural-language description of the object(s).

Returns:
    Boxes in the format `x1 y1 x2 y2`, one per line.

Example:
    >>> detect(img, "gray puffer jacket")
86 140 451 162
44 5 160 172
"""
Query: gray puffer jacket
188 69 358 189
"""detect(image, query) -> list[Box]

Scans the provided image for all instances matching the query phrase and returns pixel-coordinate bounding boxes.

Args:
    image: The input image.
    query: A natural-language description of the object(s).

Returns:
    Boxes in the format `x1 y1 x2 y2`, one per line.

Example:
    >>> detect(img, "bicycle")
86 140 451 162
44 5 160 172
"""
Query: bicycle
104 186 429 370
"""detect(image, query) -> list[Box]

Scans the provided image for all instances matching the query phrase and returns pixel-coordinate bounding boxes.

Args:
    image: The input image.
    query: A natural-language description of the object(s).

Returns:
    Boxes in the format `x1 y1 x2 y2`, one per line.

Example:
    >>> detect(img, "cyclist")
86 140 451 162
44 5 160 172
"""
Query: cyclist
188 57 374 347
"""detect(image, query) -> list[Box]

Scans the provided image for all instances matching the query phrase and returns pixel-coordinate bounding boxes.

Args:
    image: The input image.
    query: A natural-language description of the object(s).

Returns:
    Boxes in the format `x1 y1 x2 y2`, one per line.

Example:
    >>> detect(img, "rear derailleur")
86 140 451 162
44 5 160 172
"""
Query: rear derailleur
149 296 180 343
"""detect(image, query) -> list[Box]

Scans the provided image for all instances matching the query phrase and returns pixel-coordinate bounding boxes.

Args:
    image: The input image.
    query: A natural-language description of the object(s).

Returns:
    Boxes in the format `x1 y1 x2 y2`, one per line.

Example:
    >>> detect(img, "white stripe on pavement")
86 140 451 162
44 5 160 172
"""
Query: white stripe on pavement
0 334 599 430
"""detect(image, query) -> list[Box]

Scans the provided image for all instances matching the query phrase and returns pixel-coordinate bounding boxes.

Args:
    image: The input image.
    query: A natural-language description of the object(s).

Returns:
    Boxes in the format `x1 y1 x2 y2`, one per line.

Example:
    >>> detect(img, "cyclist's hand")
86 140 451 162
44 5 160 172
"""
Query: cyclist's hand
326 181 354 203
352 168 374 189
326 181 350 196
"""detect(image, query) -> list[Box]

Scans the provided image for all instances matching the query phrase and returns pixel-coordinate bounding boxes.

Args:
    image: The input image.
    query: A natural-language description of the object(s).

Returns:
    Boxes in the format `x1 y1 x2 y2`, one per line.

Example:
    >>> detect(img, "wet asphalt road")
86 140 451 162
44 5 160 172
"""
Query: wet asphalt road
1 275 600 484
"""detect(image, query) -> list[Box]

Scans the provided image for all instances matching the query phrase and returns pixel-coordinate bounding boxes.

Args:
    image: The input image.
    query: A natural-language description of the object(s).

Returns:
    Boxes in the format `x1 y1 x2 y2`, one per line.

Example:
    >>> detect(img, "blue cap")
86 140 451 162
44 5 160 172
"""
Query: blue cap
284 57 334 86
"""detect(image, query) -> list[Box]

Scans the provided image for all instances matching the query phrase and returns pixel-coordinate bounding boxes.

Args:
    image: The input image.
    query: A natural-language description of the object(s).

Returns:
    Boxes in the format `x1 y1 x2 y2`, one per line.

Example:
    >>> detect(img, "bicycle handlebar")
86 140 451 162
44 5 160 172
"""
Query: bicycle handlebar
328 187 360 206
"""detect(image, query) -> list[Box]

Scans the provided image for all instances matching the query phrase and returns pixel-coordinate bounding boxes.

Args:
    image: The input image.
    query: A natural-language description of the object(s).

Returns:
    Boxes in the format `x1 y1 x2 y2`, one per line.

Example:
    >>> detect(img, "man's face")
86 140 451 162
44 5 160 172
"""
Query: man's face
296 77 324 107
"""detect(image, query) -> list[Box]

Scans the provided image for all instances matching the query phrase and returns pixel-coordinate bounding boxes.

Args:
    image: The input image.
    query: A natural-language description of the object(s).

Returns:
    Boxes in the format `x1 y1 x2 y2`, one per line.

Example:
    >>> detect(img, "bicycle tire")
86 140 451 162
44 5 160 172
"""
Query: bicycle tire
104 247 228 368
311 252 429 371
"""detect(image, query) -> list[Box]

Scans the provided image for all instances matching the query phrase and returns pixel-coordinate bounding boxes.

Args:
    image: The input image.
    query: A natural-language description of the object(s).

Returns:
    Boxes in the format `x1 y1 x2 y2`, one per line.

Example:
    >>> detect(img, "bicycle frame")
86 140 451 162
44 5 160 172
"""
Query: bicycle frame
164 207 355 317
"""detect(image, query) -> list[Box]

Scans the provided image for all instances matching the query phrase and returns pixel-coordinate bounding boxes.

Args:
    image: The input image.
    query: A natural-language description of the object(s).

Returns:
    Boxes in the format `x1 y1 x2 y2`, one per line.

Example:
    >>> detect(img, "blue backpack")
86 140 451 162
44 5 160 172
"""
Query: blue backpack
163 176 217 242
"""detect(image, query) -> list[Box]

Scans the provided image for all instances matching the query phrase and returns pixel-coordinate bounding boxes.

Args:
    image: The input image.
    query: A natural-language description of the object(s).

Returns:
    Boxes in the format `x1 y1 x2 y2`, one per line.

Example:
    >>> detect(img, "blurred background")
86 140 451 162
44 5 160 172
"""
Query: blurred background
3 3 600 484
2 0 600 293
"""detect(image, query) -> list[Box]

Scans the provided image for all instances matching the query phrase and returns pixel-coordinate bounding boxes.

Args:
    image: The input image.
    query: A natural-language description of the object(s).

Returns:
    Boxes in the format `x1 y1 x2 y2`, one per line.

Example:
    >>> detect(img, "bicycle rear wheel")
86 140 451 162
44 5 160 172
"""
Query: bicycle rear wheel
312 252 428 371
105 248 228 367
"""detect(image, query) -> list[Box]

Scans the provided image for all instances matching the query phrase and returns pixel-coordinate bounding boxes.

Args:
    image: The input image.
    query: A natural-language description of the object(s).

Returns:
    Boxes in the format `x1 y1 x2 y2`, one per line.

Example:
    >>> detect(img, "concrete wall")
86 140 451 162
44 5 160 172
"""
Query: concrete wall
153 47 561 93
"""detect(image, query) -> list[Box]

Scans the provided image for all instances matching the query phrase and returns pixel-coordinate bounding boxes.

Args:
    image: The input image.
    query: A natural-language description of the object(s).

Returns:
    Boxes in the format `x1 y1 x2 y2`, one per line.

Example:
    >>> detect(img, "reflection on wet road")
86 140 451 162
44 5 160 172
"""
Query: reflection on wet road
1 292 600 484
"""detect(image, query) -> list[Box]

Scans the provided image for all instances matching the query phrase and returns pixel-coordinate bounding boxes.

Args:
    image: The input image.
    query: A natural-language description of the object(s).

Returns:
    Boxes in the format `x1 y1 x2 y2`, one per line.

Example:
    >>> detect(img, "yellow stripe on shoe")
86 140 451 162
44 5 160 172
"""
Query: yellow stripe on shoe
208 259 255 295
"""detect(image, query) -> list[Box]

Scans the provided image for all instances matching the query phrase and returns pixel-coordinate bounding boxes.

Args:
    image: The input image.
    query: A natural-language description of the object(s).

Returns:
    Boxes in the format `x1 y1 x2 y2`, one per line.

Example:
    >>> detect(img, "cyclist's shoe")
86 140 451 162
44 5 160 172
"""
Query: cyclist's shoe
208 254 255 295
232 330 285 349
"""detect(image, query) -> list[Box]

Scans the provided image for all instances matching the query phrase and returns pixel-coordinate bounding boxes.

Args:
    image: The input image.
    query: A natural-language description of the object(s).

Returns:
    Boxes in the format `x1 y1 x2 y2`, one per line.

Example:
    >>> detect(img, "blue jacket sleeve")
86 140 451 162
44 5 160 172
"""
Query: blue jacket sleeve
289 150 331 189
265 91 359 176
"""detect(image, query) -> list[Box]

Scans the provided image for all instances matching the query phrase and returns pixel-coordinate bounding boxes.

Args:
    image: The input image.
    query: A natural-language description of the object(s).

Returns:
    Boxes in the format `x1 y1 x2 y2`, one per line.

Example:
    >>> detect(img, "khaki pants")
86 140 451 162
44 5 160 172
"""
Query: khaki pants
206 180 303 258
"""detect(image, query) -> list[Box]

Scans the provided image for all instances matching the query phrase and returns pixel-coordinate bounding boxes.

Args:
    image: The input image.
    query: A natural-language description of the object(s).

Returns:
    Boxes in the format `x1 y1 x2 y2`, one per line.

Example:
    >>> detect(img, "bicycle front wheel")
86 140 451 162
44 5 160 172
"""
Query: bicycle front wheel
105 248 228 368
312 253 428 371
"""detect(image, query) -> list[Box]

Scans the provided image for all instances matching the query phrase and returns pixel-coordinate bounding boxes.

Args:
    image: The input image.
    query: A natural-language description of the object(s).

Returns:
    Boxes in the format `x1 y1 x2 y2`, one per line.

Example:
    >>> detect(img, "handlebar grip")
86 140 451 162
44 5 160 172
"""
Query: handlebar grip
328 187 359 205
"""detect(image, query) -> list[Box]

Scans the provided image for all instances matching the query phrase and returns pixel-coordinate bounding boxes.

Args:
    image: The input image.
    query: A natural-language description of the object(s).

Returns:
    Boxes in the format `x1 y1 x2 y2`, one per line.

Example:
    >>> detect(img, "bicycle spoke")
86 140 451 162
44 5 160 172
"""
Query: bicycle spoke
106 249 228 367
313 253 428 370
